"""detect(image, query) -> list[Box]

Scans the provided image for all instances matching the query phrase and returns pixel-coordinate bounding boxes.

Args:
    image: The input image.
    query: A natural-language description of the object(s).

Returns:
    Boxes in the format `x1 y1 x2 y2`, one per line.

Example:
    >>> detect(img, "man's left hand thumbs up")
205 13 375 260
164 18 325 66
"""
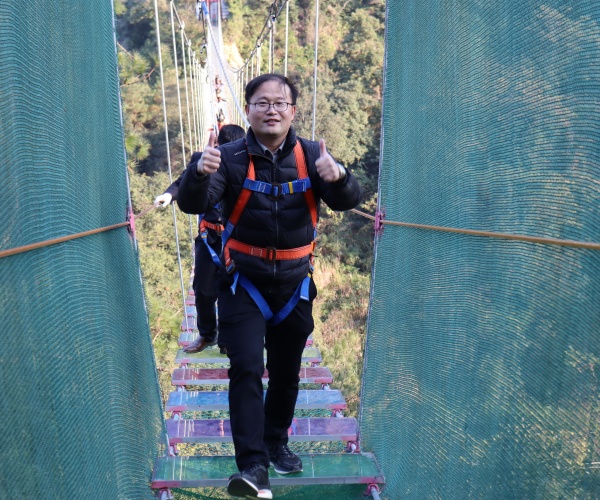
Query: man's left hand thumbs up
315 138 344 182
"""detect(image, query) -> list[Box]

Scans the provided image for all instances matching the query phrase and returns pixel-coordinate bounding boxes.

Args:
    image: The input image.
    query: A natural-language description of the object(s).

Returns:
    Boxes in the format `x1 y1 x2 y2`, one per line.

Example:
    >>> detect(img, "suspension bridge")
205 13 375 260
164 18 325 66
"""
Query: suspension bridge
1 0 600 499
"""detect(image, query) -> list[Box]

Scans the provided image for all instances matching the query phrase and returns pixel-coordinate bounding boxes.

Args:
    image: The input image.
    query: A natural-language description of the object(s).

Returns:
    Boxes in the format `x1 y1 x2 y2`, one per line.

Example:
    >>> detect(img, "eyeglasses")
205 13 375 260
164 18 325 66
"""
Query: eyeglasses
249 102 293 112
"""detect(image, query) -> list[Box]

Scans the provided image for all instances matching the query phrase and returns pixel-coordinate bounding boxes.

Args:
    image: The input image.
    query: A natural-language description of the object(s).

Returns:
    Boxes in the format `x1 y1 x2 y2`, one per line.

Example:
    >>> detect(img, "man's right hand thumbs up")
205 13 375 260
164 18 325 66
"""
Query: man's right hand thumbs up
197 130 221 175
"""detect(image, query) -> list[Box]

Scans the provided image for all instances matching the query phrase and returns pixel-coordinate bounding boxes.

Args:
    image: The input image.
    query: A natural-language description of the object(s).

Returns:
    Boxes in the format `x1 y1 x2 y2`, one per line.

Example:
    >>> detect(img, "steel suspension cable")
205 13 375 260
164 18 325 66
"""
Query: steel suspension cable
170 2 198 248
284 1 289 76
311 0 320 140
153 0 190 330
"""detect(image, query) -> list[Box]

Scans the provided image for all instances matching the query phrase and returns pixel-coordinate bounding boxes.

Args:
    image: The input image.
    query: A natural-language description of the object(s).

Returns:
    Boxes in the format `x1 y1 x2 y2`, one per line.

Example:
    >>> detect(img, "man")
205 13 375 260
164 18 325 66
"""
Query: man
154 124 246 355
177 74 362 499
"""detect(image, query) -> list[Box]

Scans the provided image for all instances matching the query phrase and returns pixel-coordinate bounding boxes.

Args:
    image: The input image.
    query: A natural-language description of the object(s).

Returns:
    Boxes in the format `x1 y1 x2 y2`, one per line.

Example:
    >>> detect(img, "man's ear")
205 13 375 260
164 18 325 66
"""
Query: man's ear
244 104 250 115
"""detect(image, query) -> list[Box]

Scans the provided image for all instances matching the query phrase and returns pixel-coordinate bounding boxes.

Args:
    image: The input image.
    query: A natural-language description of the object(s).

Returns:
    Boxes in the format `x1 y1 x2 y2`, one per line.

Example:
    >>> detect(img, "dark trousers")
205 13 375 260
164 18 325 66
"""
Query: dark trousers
192 235 221 342
218 279 316 470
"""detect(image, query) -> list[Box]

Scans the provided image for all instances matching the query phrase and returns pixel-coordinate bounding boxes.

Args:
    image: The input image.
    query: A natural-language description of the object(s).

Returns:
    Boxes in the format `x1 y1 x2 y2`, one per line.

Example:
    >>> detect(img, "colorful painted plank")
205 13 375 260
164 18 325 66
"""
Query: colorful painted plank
181 317 197 331
185 295 195 306
151 453 384 488
165 389 346 412
175 346 322 365
185 305 196 317
166 417 357 443
171 366 333 386
178 332 313 347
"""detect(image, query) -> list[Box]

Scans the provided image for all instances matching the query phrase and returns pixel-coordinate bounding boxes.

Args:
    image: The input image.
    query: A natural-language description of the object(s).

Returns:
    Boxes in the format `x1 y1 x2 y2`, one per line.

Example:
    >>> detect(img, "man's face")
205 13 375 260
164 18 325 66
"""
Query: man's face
245 80 296 145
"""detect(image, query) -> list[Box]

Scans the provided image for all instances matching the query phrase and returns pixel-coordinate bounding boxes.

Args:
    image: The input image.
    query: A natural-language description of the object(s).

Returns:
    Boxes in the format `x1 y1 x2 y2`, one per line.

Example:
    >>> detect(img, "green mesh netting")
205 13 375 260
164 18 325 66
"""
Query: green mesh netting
360 1 600 498
0 2 165 499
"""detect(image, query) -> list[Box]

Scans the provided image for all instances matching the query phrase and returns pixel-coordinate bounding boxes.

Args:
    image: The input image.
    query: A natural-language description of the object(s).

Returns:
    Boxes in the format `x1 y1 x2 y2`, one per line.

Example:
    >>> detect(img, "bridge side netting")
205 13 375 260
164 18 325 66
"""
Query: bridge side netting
361 1 600 498
0 2 164 499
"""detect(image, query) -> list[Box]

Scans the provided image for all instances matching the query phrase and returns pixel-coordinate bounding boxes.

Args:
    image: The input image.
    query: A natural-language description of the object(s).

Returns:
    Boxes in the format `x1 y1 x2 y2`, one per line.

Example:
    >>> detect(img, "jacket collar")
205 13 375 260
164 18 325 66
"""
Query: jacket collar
246 127 297 160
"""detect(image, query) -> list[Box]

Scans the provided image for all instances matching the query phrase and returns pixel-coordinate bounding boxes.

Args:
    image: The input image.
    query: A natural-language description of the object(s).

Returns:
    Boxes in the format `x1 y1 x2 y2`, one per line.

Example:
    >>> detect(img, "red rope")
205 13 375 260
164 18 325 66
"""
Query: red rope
0 204 157 259
349 208 600 251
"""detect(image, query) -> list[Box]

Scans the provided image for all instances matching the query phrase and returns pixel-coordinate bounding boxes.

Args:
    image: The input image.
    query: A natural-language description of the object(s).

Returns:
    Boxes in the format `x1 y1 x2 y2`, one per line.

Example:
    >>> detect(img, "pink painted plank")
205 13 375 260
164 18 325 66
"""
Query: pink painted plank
166 417 357 443
171 366 333 386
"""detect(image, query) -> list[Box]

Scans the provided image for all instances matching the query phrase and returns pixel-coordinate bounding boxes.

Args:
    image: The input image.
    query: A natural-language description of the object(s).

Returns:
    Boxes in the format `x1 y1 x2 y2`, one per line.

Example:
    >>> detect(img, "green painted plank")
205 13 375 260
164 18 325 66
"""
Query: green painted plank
151 453 384 488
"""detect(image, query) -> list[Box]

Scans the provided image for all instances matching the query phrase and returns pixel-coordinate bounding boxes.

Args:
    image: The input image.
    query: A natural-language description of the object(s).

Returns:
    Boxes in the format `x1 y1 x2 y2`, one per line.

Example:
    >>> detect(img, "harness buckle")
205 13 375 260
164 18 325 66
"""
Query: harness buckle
264 246 277 263
226 258 236 274
268 183 282 200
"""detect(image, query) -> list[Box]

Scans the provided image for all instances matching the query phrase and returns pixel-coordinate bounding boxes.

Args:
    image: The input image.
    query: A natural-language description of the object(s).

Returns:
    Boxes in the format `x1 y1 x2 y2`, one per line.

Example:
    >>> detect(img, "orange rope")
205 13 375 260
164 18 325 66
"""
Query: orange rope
349 208 600 251
0 204 158 259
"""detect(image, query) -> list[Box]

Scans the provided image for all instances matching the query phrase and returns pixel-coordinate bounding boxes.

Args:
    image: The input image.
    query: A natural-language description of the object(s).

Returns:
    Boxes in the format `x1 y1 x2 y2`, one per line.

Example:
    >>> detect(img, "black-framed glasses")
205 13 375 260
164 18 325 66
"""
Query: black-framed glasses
249 101 293 112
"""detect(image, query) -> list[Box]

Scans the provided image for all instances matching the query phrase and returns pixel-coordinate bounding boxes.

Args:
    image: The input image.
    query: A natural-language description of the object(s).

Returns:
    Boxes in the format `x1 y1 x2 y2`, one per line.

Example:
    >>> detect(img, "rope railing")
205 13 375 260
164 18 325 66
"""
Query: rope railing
350 208 600 250
0 205 158 260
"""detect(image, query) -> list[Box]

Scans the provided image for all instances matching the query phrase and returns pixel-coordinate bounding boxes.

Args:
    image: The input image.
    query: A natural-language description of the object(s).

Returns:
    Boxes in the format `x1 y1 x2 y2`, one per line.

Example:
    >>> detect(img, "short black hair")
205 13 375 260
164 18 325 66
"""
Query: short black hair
218 124 246 145
245 73 299 105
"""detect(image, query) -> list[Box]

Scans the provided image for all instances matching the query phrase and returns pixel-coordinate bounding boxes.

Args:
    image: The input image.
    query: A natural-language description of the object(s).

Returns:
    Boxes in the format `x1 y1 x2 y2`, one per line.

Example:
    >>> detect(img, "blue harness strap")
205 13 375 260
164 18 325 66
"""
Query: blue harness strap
223 141 318 325
242 178 312 197
232 273 312 326
198 211 224 267
200 229 223 267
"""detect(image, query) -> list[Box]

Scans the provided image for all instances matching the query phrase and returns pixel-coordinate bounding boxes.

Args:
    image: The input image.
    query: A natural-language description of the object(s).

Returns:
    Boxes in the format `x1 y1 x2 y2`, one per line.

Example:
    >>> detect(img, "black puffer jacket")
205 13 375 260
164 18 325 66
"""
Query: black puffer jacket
164 153 222 245
177 127 362 291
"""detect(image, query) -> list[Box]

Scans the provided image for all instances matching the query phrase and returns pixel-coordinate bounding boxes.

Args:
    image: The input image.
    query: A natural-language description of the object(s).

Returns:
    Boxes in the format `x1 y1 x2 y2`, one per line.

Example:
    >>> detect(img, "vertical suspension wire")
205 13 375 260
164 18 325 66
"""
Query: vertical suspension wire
198 61 209 144
257 45 262 76
169 2 196 251
153 0 189 330
311 0 320 140
170 1 187 165
234 76 240 125
193 57 204 143
284 0 289 76
181 30 193 155
198 53 206 148
268 19 273 74
244 62 249 106
194 53 204 146
188 44 200 152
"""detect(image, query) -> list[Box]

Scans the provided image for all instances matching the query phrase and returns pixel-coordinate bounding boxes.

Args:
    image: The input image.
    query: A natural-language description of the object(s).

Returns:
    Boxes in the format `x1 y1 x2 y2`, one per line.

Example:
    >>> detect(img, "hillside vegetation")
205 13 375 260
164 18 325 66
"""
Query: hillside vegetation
114 0 384 416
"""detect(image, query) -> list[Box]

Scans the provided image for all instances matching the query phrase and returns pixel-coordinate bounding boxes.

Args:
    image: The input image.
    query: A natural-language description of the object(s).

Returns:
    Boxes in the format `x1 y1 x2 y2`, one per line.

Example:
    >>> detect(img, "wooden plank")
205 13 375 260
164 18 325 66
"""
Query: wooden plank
165 389 346 412
179 333 313 347
152 453 384 488
175 346 322 365
171 366 333 386
181 317 198 331
166 417 357 443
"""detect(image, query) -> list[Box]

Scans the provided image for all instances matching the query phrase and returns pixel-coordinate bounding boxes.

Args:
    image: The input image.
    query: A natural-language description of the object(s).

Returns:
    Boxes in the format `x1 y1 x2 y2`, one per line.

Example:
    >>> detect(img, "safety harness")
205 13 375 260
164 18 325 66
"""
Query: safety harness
222 141 318 325
198 218 224 267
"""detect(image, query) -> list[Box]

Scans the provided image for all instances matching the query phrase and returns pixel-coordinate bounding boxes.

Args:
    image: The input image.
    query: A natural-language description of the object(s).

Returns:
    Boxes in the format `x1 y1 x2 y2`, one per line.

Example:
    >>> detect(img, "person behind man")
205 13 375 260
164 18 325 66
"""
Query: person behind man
154 124 246 355
177 74 362 500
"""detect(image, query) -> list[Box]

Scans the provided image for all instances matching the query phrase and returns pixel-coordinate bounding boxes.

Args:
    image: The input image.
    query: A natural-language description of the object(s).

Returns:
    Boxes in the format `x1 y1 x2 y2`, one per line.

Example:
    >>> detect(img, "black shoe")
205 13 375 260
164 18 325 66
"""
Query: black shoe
227 463 272 499
183 336 217 353
266 443 303 474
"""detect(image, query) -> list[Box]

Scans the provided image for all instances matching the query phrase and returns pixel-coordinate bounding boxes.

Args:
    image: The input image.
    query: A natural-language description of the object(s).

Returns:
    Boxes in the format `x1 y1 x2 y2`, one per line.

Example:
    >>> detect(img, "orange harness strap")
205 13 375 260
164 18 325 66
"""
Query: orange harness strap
199 219 224 234
224 142 318 270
